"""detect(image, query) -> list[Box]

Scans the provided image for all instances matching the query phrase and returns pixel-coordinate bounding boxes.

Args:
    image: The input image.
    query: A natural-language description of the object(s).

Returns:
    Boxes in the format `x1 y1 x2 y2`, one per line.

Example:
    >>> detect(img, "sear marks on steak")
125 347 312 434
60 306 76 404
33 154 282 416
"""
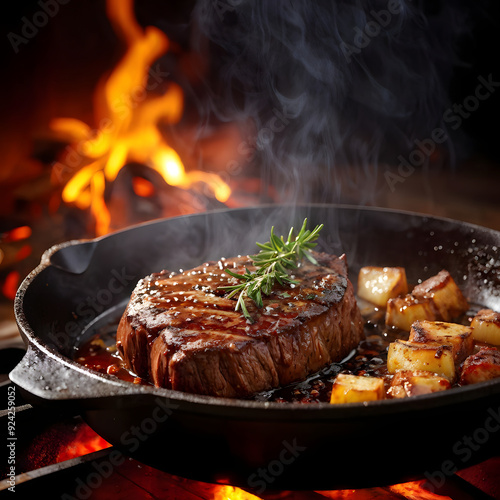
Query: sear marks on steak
116 251 364 398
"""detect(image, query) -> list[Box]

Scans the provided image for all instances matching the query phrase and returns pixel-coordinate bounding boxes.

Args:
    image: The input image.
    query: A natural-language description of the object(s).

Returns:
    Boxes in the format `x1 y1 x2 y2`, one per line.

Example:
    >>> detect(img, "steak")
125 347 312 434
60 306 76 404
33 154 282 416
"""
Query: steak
116 251 364 398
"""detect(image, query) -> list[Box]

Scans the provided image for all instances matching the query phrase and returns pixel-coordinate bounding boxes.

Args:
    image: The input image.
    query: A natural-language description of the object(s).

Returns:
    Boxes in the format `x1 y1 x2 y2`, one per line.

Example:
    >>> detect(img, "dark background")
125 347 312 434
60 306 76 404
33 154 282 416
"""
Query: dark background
0 0 499 220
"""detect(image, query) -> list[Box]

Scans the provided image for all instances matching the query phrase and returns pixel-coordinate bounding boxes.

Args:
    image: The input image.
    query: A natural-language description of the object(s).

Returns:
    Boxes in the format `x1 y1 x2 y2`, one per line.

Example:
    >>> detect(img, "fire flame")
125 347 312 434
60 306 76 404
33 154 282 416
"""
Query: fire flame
2 271 20 301
212 486 262 500
388 480 453 499
316 480 453 499
0 225 33 300
56 425 111 463
50 0 230 235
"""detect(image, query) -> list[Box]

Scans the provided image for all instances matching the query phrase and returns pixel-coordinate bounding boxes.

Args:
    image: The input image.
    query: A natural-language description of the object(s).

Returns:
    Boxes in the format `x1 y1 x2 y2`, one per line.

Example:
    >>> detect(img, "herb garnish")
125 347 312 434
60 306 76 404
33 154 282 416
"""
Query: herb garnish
220 219 323 321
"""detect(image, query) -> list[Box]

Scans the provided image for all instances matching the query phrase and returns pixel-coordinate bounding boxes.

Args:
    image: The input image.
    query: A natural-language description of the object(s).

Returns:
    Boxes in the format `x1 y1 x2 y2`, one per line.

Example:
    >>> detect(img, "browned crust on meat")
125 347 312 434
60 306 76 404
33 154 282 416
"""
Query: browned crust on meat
460 347 500 385
117 251 363 398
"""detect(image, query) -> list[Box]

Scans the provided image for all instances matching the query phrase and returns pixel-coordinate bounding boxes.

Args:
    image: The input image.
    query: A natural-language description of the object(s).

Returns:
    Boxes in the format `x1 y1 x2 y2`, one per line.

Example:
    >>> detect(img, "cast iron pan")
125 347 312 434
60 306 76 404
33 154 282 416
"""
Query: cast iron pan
10 204 500 490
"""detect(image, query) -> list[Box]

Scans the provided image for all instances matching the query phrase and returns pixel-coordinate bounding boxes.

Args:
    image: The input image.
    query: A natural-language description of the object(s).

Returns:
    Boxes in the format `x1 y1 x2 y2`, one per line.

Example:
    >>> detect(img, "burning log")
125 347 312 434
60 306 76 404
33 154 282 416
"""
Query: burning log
47 0 233 237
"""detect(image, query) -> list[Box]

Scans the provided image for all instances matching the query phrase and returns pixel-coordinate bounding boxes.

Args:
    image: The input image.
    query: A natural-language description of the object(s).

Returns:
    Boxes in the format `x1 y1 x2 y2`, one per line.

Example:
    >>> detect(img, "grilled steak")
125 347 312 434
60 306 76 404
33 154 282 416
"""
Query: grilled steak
116 251 363 398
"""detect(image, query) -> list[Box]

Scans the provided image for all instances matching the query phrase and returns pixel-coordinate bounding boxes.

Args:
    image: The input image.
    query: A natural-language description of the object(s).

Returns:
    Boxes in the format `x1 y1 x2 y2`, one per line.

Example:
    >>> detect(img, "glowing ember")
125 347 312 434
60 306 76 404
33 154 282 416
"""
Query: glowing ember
56 425 111 463
316 490 373 499
212 485 262 500
388 480 453 499
316 480 454 500
2 225 32 242
2 271 20 301
50 0 231 235
132 176 155 197
15 244 32 261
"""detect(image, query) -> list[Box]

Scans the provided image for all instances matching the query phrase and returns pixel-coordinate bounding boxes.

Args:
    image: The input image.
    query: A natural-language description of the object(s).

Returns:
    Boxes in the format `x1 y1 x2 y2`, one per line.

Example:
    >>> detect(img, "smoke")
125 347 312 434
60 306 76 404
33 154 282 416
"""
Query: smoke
190 0 477 204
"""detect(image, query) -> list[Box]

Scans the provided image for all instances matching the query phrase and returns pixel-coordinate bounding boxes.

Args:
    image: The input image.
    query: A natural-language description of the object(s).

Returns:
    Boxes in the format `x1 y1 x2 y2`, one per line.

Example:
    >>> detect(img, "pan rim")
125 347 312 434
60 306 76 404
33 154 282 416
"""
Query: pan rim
12 203 500 415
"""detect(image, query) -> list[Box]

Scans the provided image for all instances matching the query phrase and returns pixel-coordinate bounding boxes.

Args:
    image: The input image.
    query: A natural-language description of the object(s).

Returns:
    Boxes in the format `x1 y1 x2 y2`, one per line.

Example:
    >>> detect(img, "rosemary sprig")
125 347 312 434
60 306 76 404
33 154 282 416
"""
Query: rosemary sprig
220 219 323 321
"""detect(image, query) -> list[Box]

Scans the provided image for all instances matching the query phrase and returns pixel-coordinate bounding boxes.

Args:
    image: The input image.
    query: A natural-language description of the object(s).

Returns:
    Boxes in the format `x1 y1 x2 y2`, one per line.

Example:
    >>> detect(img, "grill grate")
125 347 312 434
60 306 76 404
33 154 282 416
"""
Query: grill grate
1 380 499 499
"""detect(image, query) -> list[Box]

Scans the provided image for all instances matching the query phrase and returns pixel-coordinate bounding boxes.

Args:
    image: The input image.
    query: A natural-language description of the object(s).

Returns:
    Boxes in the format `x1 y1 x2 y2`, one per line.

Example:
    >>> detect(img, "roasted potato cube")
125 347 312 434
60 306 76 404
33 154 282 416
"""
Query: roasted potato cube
387 340 456 380
330 374 385 404
470 309 500 346
357 266 408 307
385 294 438 331
409 320 474 364
411 270 469 321
460 347 500 385
388 370 451 398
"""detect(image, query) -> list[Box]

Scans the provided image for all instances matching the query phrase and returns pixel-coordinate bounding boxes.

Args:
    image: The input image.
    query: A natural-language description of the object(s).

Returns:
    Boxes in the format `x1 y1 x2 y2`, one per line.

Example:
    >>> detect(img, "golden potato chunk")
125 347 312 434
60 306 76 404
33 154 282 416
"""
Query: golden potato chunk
387 340 456 381
411 270 469 321
385 295 438 331
357 266 408 307
388 370 451 398
385 270 468 331
330 373 385 404
470 309 500 346
460 347 500 385
409 320 474 364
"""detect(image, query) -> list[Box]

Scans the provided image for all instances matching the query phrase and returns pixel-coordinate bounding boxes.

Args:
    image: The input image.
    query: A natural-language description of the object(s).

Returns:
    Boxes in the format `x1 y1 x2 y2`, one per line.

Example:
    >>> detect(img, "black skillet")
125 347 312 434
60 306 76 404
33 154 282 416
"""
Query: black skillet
10 204 500 490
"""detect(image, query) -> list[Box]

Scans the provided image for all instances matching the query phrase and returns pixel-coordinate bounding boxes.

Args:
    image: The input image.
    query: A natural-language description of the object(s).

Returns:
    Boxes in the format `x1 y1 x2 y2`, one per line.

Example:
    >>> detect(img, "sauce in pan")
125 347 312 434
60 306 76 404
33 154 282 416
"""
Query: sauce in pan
74 322 147 386
73 299 480 403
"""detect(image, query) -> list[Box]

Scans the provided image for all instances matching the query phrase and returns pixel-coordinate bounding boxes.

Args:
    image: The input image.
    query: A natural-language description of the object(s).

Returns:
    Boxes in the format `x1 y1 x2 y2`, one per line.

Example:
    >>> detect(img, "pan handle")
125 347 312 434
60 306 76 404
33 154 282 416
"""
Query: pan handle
44 239 98 275
9 344 142 405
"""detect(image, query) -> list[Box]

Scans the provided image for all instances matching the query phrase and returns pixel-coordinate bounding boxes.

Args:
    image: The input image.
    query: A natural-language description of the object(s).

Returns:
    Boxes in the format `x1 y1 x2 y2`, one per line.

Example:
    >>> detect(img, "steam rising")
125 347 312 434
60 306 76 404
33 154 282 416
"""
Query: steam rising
191 0 472 203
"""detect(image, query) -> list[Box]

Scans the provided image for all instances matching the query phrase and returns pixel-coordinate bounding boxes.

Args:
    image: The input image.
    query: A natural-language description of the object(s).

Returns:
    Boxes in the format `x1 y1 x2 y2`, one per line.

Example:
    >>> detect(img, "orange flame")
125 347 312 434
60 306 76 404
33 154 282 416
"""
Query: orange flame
2 271 20 301
2 225 32 242
212 485 262 500
132 176 155 197
388 480 453 499
316 480 453 499
51 0 230 235
56 424 111 463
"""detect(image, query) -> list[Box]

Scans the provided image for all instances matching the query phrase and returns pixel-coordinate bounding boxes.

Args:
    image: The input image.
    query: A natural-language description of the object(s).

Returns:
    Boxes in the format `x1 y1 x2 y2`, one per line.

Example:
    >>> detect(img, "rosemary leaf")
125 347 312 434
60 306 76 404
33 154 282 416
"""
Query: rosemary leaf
220 218 323 322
